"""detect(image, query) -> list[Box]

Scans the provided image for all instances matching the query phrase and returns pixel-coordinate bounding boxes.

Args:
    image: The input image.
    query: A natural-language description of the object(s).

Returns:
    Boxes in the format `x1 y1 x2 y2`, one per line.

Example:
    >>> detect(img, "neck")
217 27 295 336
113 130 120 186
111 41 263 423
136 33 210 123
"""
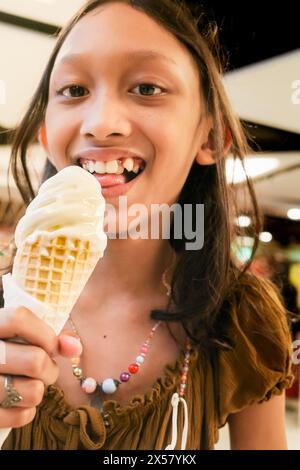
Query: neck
76 237 176 314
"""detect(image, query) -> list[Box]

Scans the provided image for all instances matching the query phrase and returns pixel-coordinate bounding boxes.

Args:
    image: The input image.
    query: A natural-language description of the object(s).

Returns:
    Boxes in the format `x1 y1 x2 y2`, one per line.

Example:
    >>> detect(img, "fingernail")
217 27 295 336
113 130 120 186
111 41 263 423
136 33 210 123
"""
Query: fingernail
63 335 82 352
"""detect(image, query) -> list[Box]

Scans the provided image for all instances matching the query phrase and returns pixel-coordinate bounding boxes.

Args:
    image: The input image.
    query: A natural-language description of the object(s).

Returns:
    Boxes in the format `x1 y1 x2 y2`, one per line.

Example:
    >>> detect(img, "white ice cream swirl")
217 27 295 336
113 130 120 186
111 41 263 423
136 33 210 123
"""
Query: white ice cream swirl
15 165 107 251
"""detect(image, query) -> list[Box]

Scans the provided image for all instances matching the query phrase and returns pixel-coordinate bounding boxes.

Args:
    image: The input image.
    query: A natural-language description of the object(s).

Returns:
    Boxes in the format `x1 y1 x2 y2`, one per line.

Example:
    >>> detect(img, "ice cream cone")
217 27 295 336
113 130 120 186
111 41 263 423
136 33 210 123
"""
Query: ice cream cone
11 234 102 328
10 165 107 321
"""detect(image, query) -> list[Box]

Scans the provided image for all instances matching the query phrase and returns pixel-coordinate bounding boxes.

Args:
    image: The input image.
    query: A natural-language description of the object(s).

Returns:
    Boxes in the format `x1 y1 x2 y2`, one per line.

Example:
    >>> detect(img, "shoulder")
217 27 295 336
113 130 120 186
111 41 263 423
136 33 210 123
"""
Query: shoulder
217 272 294 427
225 271 292 347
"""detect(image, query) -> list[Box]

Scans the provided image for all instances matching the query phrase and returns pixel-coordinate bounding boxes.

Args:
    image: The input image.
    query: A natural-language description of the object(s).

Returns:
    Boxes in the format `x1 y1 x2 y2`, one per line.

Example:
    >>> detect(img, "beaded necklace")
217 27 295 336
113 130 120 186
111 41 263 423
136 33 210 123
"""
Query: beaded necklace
69 317 162 396
68 315 192 449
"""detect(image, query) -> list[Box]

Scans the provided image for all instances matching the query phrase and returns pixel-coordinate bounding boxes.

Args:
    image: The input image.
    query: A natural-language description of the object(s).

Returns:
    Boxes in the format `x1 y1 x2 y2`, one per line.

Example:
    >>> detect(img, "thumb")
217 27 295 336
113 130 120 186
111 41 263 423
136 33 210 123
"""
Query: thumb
58 331 83 358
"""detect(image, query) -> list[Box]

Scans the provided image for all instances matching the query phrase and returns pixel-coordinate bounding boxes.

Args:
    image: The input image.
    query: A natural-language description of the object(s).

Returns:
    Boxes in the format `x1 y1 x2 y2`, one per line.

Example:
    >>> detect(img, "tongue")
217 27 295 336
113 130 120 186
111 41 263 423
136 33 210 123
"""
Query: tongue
94 173 126 187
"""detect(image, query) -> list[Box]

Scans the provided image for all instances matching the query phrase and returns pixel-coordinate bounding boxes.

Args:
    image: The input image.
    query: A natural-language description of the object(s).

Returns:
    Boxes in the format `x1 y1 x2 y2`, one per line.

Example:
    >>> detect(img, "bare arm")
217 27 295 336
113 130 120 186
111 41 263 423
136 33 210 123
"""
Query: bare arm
228 393 288 450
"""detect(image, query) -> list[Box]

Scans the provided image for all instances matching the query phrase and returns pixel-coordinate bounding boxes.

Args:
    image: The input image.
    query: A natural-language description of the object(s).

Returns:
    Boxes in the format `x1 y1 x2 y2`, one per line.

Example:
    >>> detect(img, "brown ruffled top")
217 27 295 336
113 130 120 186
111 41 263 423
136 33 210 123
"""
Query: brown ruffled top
3 276 294 450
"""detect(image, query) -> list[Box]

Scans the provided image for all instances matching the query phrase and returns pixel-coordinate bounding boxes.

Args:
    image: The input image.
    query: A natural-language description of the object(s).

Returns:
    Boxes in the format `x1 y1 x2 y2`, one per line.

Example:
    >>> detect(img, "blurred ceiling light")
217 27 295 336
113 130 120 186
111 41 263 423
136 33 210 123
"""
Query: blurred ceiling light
259 231 273 243
235 215 251 227
234 236 255 246
232 236 255 263
287 208 300 220
226 157 279 184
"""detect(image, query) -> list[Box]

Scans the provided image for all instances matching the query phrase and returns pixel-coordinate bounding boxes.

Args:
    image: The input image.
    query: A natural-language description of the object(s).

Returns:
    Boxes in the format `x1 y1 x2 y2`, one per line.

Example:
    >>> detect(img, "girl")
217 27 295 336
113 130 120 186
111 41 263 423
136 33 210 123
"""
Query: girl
0 0 294 450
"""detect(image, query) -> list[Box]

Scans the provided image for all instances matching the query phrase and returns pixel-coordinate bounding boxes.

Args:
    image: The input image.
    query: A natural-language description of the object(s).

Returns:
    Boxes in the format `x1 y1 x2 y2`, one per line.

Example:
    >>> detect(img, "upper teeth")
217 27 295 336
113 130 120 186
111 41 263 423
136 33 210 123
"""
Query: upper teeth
81 157 143 175
123 158 134 172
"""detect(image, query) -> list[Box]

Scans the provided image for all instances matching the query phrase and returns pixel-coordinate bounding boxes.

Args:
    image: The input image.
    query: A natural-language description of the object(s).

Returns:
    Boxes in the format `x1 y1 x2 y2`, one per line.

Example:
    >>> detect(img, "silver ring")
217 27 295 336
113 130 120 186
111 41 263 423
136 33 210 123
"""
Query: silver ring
0 375 23 408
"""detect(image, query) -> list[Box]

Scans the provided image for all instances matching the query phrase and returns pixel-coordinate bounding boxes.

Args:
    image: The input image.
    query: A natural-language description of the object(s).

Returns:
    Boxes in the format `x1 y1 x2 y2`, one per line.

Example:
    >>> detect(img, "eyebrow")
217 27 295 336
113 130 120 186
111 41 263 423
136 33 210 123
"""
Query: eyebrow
56 50 178 68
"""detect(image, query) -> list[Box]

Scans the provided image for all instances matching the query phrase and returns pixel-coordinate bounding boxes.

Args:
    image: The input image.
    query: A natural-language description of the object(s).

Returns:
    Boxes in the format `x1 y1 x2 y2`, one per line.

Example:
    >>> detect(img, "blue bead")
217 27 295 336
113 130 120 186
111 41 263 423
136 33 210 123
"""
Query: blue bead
135 355 145 365
101 378 118 394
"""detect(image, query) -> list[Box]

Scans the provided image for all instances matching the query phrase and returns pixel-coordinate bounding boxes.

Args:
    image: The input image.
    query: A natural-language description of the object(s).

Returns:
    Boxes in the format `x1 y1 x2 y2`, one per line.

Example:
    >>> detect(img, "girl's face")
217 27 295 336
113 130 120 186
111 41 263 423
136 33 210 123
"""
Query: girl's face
44 2 212 215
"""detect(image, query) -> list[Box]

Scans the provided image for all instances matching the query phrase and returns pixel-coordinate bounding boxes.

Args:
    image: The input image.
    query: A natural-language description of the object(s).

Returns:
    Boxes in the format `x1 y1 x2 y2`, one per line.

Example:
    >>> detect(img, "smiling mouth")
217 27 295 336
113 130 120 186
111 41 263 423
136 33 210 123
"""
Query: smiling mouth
78 157 146 184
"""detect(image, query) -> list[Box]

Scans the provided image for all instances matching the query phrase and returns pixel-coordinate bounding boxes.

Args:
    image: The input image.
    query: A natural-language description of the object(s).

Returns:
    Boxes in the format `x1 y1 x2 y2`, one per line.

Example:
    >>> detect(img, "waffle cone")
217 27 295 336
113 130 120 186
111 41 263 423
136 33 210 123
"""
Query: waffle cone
12 235 101 318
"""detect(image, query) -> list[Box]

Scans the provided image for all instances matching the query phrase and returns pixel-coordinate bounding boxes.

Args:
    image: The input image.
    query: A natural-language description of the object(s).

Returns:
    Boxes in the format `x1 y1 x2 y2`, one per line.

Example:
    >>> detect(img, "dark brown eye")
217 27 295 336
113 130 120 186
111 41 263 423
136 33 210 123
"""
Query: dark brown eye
132 83 164 96
61 85 88 98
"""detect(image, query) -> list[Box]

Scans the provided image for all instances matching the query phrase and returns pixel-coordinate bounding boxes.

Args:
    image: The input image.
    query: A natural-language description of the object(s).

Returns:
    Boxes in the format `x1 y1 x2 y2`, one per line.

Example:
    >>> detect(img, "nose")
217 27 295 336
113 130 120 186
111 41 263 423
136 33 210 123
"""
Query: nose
80 90 132 140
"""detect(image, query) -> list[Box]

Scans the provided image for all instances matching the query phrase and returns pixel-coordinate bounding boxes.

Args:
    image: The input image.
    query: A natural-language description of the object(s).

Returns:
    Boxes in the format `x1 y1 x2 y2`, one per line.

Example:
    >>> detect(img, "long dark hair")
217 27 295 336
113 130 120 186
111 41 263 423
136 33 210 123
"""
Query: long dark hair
6 0 266 351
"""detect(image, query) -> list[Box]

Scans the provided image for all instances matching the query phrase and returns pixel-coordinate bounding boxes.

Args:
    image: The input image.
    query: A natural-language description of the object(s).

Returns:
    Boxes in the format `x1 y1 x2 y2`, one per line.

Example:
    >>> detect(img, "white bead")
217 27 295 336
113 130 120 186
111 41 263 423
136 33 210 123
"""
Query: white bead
135 355 145 365
81 377 97 394
101 378 118 394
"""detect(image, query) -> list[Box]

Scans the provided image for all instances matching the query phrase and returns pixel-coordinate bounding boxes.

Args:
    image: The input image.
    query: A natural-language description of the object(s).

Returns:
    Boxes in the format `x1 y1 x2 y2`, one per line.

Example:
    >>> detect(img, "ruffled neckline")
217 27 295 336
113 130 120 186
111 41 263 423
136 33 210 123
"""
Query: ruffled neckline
42 346 199 417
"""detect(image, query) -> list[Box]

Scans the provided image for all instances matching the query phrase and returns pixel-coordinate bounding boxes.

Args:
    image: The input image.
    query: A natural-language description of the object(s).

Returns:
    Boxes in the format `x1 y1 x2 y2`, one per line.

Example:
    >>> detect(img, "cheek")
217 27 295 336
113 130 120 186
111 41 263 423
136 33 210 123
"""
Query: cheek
146 103 196 163
44 106 75 169
147 120 196 201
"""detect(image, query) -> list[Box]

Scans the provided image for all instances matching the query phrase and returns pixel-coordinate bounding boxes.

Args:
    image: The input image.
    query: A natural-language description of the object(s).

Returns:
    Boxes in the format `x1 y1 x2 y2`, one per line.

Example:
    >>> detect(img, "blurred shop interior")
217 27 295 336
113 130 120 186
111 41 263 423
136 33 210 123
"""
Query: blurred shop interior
0 0 300 448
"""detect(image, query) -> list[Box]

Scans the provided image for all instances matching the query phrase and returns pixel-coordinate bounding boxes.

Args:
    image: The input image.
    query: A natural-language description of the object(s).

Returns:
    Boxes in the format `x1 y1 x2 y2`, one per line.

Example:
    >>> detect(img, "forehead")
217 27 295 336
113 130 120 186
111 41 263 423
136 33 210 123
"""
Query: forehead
53 2 199 80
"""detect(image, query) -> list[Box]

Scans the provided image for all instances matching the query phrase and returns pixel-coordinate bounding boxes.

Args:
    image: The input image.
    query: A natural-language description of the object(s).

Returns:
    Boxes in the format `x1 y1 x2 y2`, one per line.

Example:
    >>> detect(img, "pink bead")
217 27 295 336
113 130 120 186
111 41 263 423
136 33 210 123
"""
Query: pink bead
81 377 97 394
140 345 148 354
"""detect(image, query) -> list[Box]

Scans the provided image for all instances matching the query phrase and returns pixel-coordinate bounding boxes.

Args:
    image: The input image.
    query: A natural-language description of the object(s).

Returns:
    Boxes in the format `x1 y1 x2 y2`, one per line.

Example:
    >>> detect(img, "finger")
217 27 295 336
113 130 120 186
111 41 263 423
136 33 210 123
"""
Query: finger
58 332 82 358
0 375 45 408
0 342 59 386
0 307 58 356
0 407 36 429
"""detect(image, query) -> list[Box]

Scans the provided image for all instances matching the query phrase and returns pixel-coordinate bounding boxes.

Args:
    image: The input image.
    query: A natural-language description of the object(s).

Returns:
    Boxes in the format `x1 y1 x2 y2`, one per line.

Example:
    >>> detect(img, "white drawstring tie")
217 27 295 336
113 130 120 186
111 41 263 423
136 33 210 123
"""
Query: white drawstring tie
165 392 188 450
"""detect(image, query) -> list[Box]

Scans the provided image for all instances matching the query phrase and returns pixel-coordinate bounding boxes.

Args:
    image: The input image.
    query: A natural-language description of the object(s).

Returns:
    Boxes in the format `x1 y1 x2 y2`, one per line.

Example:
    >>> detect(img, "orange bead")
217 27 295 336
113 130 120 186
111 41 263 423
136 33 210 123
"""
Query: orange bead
128 363 139 374
71 357 80 365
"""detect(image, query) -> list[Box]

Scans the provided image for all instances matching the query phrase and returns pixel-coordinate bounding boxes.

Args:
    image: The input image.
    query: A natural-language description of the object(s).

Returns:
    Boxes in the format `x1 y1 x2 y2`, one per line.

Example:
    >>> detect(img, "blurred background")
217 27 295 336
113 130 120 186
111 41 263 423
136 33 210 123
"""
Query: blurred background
0 0 300 449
